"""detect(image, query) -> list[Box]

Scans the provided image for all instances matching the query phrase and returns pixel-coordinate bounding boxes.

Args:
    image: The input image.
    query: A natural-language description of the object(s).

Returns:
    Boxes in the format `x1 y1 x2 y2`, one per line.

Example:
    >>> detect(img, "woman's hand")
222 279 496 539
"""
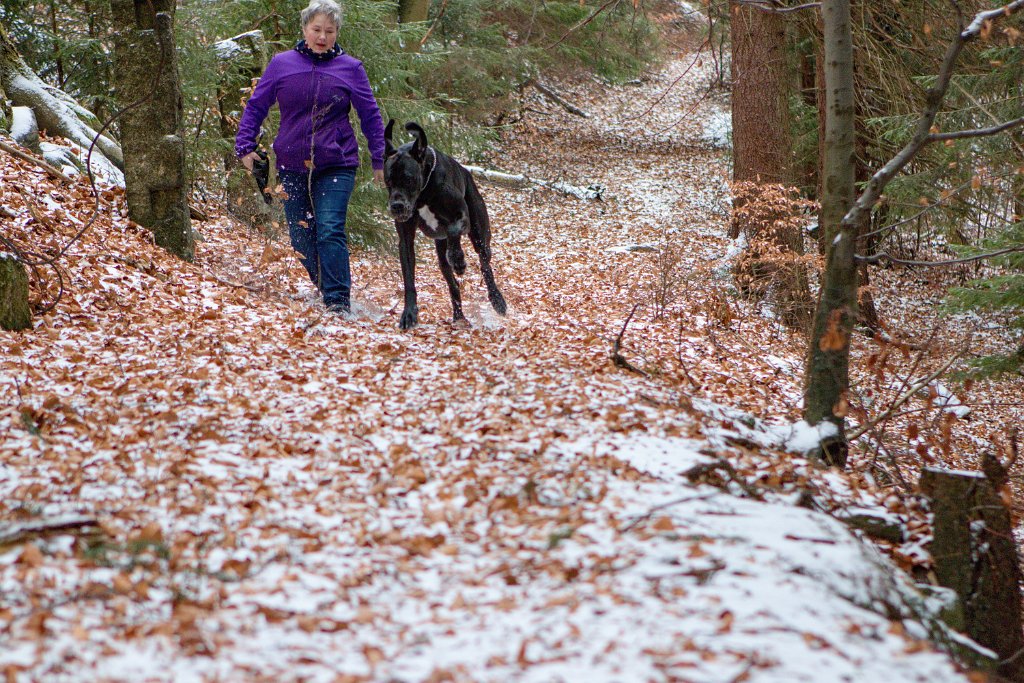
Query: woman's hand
240 151 260 172
373 168 385 186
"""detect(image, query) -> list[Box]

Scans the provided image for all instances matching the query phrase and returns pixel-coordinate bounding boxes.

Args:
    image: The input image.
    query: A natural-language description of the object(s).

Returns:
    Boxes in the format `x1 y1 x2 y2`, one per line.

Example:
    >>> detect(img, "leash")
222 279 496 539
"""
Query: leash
420 147 437 193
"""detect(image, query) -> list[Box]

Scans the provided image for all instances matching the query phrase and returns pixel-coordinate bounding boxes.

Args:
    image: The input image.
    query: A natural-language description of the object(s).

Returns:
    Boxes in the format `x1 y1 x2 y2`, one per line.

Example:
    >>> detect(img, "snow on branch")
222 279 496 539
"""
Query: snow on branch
462 165 604 200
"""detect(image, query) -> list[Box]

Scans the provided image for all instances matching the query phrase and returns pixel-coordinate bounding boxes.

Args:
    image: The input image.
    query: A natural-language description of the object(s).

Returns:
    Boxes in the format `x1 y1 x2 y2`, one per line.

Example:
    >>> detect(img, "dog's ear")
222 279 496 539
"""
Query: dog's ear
384 119 397 158
405 122 428 160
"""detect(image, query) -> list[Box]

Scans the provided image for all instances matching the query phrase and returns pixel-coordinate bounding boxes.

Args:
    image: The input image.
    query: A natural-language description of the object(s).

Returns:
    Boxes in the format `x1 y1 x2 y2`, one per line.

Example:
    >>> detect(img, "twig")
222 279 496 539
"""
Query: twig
857 244 1024 267
928 115 1024 142
418 0 450 47
611 303 647 376
847 352 963 442
840 0 1024 233
624 44 708 121
683 458 763 498
621 492 718 532
547 0 621 50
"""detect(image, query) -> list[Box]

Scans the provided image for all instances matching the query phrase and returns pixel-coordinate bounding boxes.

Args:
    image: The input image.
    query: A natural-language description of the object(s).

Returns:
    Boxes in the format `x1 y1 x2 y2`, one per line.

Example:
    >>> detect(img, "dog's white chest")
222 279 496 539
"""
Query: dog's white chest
418 205 440 230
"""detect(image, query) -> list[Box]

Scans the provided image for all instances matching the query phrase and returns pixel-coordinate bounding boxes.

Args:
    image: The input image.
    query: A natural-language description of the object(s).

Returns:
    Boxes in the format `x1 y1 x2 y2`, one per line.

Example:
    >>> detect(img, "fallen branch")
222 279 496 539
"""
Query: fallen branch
0 515 101 547
524 78 589 118
621 492 718 532
611 303 647 376
0 139 75 184
683 457 763 499
462 164 603 200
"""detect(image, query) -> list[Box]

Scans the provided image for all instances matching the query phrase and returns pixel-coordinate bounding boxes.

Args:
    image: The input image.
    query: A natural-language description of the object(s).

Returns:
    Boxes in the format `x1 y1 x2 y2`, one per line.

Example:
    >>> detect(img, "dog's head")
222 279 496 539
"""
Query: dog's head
384 120 431 222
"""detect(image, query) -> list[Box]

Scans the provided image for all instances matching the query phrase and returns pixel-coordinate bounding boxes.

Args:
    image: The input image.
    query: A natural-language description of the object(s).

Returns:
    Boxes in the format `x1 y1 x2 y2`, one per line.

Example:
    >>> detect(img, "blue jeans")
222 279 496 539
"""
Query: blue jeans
279 168 357 309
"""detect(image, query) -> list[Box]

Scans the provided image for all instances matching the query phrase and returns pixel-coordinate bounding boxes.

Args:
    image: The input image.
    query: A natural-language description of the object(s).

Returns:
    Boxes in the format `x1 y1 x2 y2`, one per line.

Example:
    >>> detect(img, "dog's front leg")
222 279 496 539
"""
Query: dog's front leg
397 220 419 329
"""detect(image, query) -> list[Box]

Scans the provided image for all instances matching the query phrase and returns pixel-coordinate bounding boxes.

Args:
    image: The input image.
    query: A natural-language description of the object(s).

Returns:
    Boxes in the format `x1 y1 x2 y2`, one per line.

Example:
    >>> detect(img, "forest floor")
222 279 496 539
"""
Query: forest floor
2 5 1023 682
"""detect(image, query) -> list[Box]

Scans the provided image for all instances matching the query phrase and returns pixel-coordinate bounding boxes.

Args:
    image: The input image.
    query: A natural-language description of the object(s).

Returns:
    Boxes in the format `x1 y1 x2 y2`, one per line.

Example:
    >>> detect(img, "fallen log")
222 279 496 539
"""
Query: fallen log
462 164 603 200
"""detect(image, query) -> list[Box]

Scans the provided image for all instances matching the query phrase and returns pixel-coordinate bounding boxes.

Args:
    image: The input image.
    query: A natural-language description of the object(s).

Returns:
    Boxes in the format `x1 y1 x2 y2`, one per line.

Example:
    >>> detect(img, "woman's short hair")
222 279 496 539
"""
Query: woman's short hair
301 0 343 29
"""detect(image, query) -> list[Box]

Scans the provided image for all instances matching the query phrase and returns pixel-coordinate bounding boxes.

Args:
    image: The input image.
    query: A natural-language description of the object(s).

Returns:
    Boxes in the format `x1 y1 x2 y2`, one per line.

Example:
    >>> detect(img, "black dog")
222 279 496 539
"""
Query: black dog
384 120 507 330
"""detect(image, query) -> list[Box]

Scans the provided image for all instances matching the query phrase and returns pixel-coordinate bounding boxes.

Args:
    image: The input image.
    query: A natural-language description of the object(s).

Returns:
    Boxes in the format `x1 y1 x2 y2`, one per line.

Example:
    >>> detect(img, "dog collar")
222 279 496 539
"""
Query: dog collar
420 147 437 192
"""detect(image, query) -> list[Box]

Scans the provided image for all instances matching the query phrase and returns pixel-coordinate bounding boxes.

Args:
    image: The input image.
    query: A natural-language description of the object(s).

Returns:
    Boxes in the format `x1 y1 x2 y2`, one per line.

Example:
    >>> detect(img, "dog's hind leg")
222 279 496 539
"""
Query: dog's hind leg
466 179 507 316
435 238 465 323
445 219 468 276
448 238 467 276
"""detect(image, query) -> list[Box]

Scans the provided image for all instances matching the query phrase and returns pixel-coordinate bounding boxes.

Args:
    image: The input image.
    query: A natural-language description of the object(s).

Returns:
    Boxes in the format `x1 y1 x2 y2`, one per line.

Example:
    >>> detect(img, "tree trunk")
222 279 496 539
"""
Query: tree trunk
0 254 32 332
728 3 812 331
920 466 1024 681
803 0 857 468
399 0 430 24
0 20 123 180
730 2 792 188
110 1 194 262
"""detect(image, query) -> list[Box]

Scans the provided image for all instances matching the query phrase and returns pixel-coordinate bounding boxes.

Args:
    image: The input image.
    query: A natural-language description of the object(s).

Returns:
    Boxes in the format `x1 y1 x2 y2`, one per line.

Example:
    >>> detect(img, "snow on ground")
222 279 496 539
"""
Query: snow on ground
0 5 1012 682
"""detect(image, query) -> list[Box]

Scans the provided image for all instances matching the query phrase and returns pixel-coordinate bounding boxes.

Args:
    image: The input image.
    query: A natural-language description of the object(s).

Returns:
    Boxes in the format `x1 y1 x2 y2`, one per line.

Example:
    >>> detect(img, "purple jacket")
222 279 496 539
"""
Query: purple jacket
235 46 385 172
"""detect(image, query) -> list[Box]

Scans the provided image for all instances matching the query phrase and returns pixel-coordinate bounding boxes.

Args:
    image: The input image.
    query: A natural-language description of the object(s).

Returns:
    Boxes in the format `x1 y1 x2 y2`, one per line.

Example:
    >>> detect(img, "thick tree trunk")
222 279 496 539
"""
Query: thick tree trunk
0 20 123 180
0 254 32 331
920 466 1024 681
730 2 792 188
803 0 857 468
110 1 194 262
729 3 812 331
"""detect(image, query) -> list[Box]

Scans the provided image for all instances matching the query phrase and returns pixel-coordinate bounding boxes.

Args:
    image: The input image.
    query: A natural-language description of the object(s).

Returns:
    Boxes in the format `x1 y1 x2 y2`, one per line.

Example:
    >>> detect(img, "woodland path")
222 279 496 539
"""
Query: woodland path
0 13 976 683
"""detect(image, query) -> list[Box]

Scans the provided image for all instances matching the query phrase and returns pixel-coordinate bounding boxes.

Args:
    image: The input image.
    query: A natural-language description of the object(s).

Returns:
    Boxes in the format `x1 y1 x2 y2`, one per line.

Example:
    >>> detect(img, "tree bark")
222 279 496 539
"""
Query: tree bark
920 466 1024 681
399 0 430 24
729 2 792 188
110 1 194 262
0 20 123 180
803 0 857 468
729 3 812 331
0 254 32 332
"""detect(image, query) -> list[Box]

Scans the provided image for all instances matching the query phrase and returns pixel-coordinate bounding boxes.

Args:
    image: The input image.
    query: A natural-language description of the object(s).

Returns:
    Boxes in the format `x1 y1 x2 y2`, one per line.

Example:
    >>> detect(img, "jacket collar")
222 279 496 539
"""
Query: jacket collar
295 40 342 61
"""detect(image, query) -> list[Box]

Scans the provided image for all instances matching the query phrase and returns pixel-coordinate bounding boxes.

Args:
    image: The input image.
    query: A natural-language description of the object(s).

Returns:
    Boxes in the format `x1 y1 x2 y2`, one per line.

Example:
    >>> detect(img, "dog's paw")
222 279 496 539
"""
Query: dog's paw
489 290 508 316
400 307 419 330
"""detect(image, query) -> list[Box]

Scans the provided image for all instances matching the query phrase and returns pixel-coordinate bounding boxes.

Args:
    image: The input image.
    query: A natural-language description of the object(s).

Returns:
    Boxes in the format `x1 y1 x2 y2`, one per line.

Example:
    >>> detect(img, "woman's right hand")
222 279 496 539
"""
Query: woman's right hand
240 151 260 171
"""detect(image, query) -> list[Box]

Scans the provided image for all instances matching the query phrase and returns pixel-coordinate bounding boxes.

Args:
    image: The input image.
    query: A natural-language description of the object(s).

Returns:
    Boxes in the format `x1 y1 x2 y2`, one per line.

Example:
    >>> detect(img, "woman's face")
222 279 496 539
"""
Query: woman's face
302 13 338 53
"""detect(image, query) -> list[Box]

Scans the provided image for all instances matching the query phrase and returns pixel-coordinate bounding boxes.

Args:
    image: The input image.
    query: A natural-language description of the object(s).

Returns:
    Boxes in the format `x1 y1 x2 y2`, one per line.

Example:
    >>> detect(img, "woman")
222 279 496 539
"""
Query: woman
236 0 386 314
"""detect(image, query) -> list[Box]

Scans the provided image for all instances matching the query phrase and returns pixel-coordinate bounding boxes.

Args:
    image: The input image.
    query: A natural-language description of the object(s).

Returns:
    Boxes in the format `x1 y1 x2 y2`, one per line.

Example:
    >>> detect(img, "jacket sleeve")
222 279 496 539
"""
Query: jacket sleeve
234 57 280 159
349 61 386 170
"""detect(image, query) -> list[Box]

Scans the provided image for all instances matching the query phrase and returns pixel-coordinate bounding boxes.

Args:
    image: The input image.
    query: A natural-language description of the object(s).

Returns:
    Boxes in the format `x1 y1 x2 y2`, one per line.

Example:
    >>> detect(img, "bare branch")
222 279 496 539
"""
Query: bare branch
928 115 1024 142
856 244 1024 267
861 169 1019 239
418 0 450 48
547 0 621 50
841 0 1024 232
732 0 821 12
848 353 963 442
